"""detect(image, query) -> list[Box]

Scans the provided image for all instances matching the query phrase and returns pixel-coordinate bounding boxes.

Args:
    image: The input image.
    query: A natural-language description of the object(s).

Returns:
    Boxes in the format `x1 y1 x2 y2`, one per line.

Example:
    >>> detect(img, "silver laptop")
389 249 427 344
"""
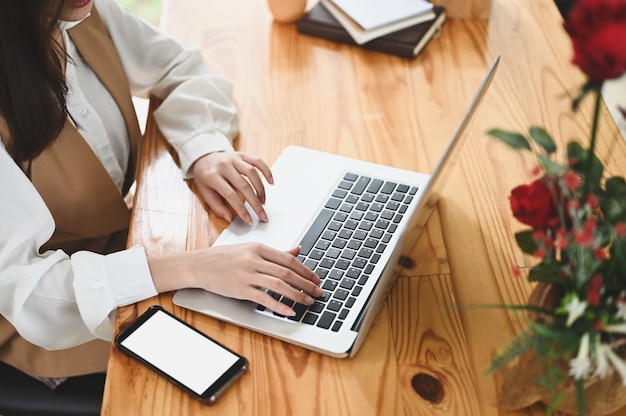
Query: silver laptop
173 56 500 358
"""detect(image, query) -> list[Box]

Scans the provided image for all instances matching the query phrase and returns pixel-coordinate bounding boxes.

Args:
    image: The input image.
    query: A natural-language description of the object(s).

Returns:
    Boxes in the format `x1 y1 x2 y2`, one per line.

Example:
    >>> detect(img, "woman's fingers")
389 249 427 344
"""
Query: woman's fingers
192 152 271 224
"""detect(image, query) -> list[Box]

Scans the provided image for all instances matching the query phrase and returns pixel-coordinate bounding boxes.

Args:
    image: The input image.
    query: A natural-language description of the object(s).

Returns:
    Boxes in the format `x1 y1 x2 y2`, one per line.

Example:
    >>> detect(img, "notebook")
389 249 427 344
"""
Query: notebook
173 56 500 358
330 0 434 31
320 0 436 45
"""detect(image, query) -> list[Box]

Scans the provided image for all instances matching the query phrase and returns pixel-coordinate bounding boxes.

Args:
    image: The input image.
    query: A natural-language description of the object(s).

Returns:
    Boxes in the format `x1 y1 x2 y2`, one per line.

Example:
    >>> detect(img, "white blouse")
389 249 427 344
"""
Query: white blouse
0 0 239 350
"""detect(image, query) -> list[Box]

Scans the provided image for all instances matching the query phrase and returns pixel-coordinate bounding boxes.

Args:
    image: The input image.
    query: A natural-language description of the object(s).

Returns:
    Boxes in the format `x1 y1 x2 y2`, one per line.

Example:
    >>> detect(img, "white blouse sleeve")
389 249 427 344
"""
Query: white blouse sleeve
0 146 157 350
94 0 240 177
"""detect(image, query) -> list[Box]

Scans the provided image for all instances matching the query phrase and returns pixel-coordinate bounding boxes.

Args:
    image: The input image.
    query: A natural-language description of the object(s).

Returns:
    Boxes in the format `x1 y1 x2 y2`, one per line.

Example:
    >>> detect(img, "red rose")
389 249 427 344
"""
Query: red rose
564 0 626 81
509 177 560 230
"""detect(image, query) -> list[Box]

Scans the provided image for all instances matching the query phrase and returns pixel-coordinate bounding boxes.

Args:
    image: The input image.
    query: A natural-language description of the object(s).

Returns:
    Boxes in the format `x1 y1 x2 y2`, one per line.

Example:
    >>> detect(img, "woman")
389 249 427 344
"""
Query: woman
0 0 322 384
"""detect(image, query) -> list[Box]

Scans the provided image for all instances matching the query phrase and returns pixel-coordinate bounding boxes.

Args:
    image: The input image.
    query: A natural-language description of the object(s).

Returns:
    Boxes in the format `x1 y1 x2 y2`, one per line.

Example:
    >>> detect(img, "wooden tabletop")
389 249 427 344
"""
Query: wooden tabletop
101 0 626 414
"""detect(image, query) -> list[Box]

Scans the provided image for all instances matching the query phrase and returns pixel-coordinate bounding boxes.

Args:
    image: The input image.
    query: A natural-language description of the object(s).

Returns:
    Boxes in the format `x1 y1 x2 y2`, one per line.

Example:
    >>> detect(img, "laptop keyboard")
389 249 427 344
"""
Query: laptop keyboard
256 172 418 332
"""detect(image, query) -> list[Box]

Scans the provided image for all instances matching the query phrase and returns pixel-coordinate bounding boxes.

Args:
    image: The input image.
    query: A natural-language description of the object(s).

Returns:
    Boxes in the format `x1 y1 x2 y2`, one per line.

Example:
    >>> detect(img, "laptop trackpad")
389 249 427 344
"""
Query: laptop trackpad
212 153 342 250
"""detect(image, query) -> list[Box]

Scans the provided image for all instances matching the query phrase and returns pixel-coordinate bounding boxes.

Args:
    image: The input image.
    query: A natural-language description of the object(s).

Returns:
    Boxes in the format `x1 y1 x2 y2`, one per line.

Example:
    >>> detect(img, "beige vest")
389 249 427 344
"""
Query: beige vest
0 7 143 377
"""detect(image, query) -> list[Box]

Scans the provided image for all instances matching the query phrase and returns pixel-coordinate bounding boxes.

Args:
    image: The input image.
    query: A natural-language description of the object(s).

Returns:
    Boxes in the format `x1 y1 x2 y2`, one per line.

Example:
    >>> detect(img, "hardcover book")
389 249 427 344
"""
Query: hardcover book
297 3 446 60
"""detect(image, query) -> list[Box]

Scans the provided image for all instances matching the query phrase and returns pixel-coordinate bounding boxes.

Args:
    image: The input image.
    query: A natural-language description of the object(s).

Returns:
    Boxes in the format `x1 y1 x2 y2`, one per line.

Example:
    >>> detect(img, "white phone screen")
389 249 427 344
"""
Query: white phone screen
119 309 240 395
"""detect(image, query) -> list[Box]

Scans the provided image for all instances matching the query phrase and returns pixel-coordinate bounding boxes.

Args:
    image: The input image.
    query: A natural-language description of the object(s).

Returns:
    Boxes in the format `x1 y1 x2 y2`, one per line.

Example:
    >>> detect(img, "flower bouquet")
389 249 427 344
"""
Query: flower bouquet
485 0 626 414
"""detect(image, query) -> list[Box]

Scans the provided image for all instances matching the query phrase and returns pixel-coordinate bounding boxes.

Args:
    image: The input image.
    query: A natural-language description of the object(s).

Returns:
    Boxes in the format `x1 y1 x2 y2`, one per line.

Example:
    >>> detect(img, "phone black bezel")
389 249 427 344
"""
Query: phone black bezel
114 305 248 404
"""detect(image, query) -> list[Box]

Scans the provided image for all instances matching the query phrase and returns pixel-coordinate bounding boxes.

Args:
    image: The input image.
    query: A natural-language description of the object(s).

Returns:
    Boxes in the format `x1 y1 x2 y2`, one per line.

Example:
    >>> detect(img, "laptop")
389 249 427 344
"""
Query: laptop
173 56 500 358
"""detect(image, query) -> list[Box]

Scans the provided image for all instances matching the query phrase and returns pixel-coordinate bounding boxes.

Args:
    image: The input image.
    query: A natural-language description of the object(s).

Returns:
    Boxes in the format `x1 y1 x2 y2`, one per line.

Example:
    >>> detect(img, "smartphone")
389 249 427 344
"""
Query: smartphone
115 305 248 404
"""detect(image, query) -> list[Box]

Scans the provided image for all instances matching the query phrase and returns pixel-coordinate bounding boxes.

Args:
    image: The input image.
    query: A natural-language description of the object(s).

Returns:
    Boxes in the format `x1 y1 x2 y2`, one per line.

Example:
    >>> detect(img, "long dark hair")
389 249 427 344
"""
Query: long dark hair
0 0 69 163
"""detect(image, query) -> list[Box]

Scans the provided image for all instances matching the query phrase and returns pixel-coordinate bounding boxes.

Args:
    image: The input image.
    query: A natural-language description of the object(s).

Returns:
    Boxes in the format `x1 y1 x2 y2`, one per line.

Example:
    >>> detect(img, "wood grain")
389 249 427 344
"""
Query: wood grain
102 0 626 414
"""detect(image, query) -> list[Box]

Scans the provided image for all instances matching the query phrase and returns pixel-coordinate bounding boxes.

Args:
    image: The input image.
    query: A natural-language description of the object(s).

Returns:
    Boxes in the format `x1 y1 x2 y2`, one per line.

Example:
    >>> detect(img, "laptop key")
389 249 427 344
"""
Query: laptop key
347 239 361 250
346 194 359 204
317 311 337 329
344 172 358 182
328 269 344 280
327 300 342 312
315 268 329 279
370 229 383 239
309 302 325 313
299 208 333 256
340 278 355 290
289 303 309 321
325 198 341 210
302 313 318 325
366 178 383 193
332 189 347 199
396 184 410 193
333 289 349 300
347 268 361 279
338 180 353 190
338 229 353 239
381 181 396 194
351 176 371 195
331 321 343 332
320 258 335 269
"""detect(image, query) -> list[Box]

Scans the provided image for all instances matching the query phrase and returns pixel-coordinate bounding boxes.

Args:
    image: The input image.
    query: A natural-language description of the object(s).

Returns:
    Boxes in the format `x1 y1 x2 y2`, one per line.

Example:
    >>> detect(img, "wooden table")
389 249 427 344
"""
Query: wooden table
101 0 626 414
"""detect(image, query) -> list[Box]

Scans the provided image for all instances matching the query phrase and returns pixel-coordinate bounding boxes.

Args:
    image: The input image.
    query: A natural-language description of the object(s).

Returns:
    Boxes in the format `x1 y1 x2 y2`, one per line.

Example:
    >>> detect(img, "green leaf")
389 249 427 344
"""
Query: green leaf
575 378 587 416
605 176 626 198
602 198 626 223
531 323 572 341
486 129 532 151
485 330 540 375
602 178 626 222
528 262 563 284
609 239 626 285
529 126 556 154
515 230 538 255
567 142 603 192
537 153 565 176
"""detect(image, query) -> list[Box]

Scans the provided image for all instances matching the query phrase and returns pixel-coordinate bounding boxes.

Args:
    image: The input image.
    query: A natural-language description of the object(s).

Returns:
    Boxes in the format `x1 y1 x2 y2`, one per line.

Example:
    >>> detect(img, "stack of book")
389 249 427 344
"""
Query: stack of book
297 0 446 59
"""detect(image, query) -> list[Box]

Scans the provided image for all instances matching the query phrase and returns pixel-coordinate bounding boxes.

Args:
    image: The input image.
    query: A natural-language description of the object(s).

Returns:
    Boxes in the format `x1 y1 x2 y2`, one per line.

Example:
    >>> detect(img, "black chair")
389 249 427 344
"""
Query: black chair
0 362 104 416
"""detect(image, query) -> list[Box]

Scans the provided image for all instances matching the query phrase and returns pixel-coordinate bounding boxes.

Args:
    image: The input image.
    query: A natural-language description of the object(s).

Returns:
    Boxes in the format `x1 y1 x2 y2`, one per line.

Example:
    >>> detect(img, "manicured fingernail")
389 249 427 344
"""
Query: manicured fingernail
304 296 314 305
243 214 252 224
259 210 268 222
314 287 324 297
285 308 296 317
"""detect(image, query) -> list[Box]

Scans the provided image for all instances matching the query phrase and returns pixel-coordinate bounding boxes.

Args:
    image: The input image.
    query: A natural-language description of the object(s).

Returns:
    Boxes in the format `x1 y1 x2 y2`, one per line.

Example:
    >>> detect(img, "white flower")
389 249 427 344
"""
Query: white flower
594 343 613 378
616 302 626 320
604 323 626 334
569 333 591 379
605 347 626 386
565 296 587 327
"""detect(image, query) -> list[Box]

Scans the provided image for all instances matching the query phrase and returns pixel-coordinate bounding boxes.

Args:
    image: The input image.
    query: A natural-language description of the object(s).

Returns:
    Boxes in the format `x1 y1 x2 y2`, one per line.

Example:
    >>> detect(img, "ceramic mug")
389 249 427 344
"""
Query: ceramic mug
266 0 307 23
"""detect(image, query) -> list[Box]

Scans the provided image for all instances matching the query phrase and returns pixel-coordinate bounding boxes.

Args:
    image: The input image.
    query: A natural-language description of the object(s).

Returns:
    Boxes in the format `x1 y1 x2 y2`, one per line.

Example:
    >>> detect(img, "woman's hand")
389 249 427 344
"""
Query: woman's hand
148 244 323 316
191 151 273 224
